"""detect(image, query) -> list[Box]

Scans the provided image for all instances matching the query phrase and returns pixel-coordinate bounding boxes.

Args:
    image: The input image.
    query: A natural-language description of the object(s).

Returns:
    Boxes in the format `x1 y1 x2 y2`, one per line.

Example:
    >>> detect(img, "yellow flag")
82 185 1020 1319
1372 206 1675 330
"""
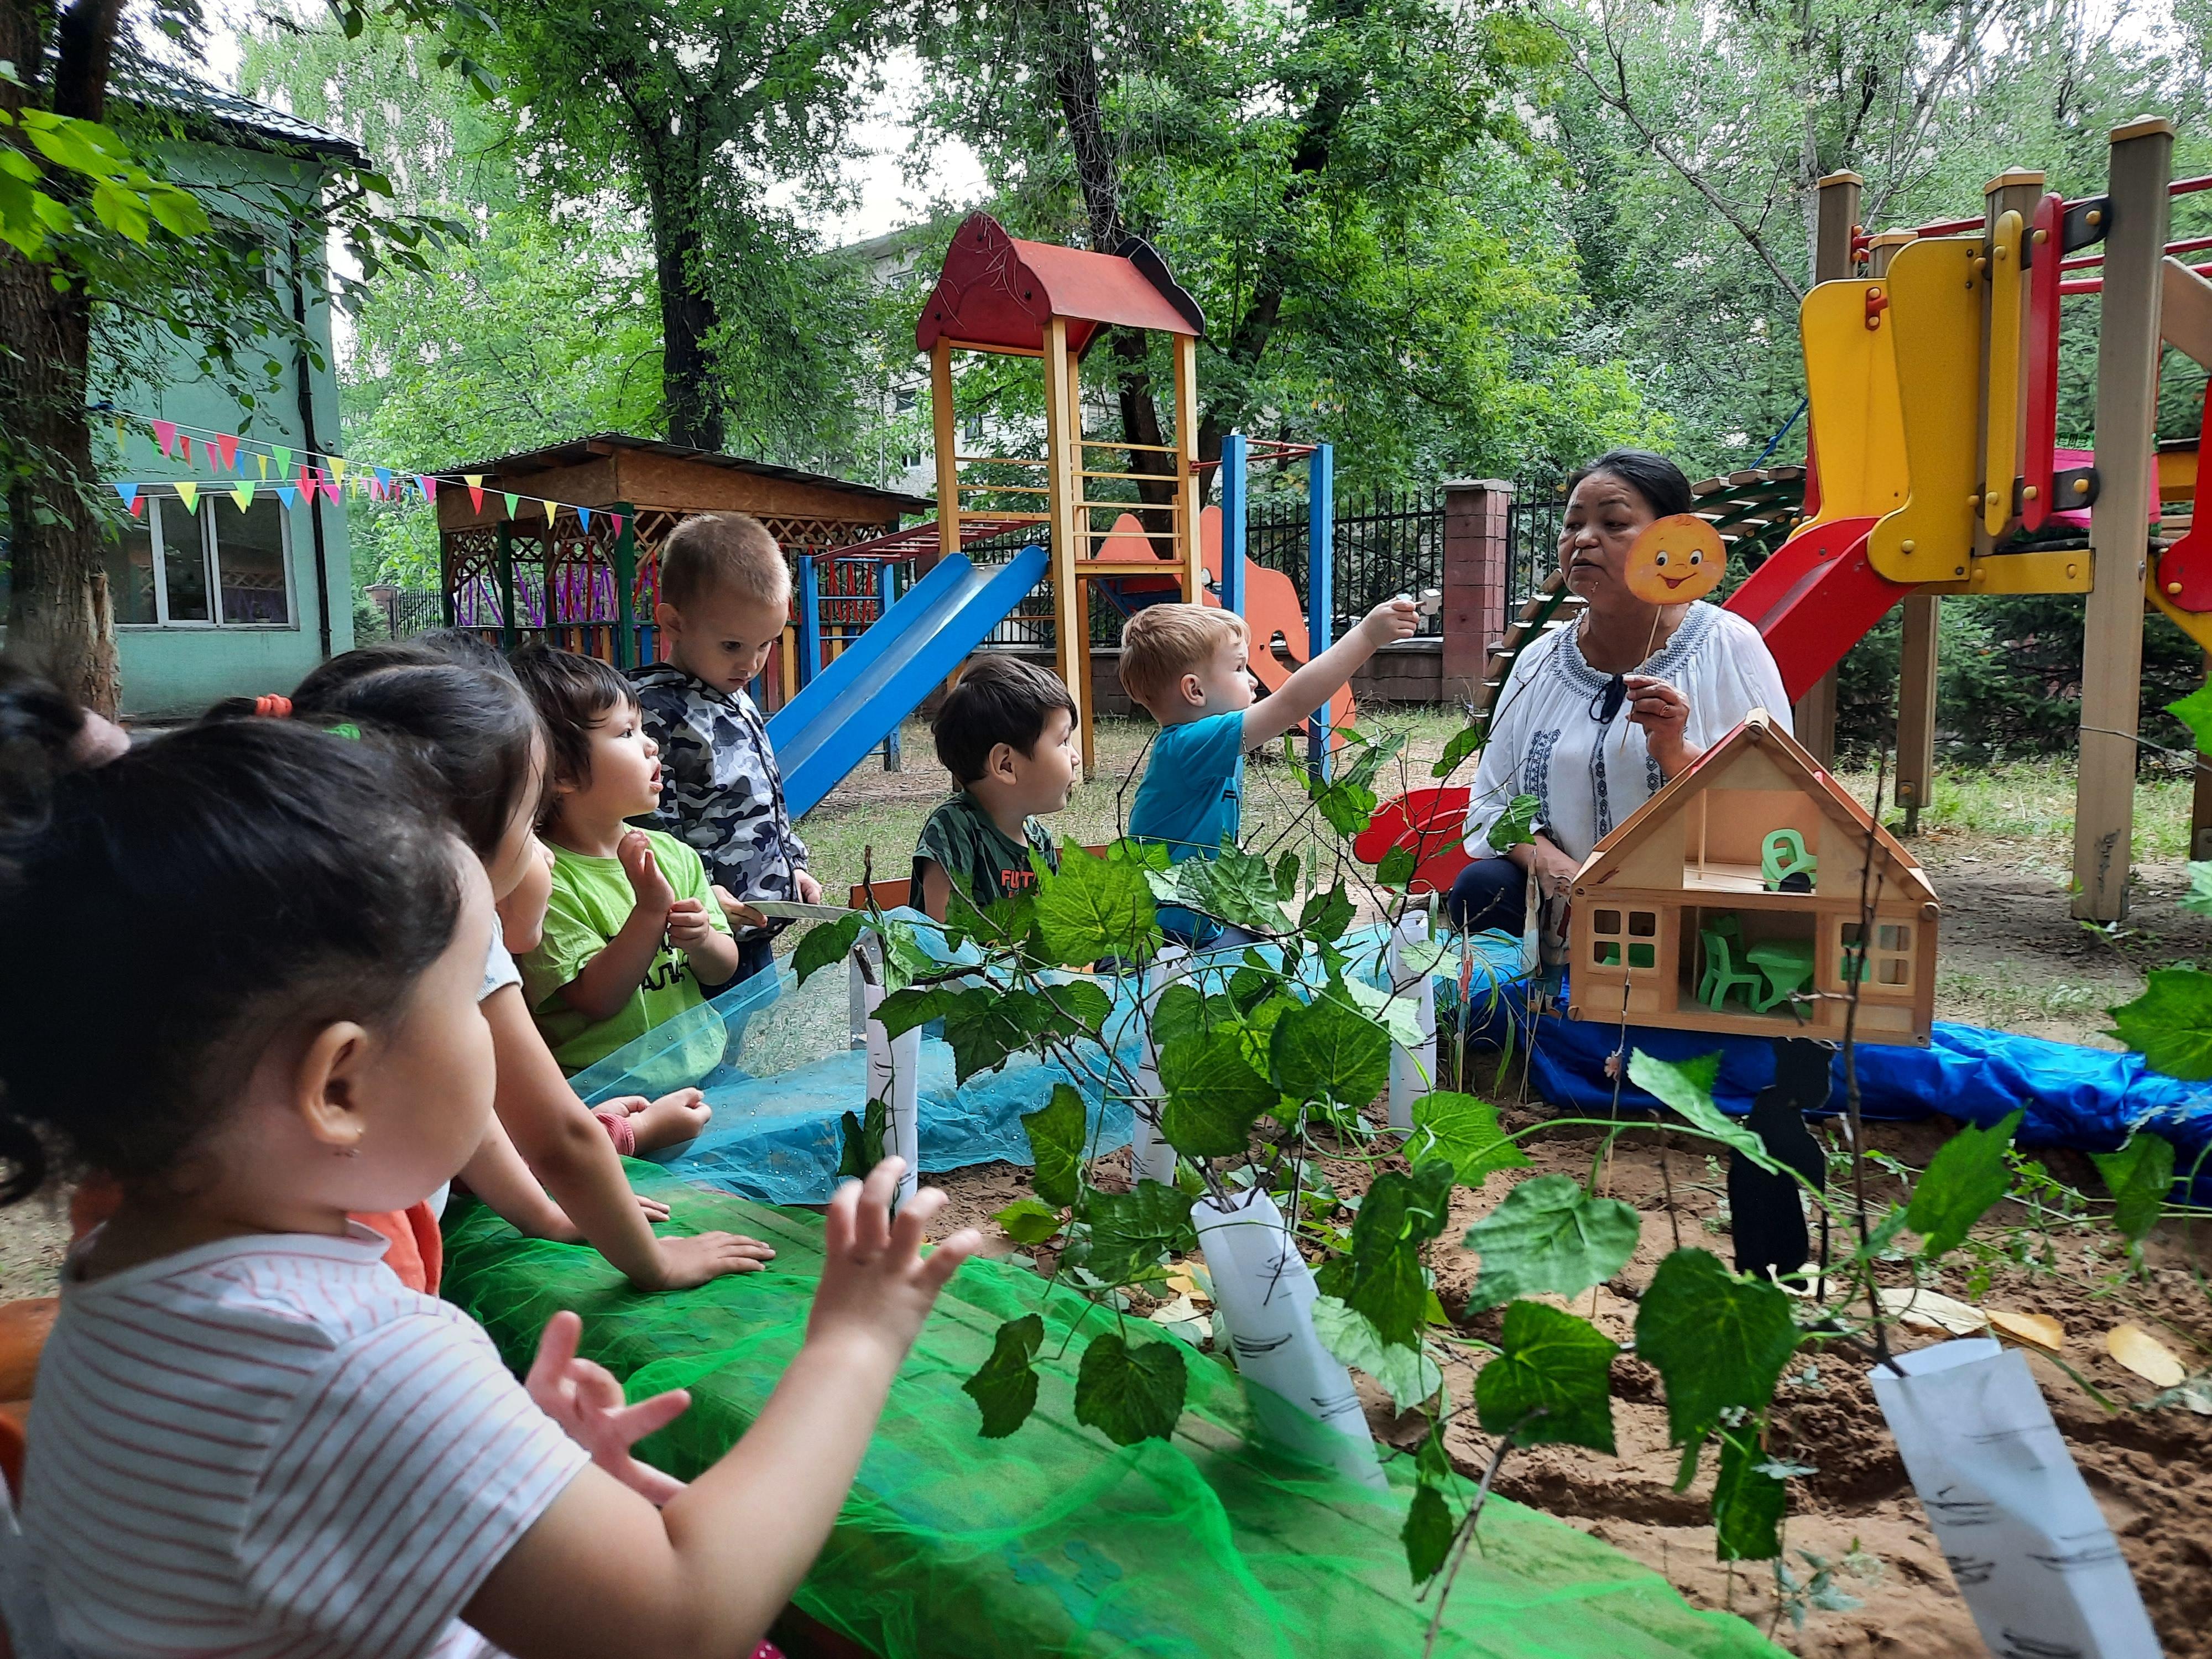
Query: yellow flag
330 457 348 486
231 481 255 512
175 481 200 514
257 452 269 480
542 499 558 521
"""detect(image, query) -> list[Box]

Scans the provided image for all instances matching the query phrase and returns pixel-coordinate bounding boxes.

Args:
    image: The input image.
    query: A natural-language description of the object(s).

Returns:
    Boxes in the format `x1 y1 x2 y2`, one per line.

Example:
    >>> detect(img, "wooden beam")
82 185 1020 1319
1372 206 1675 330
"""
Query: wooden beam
1041 315 1090 777
2162 255 2212 368
1794 171 1863 762
1894 595 1939 834
2074 118 2174 921
1173 334 1202 603
931 342 960 562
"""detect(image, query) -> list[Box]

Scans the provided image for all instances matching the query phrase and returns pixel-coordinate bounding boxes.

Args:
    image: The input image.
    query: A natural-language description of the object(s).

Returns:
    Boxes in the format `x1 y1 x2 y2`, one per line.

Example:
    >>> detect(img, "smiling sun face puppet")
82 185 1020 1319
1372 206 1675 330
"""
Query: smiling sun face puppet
1623 514 1725 606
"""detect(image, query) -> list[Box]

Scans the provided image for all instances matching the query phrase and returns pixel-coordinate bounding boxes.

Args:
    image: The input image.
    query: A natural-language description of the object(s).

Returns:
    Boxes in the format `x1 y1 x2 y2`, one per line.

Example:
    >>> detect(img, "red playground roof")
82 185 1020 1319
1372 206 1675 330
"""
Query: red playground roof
915 212 1204 358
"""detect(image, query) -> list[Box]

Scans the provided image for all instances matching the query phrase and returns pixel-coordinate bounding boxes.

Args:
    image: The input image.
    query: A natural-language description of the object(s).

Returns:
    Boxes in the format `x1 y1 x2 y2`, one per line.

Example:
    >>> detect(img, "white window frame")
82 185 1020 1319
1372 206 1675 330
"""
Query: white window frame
121 495 298 632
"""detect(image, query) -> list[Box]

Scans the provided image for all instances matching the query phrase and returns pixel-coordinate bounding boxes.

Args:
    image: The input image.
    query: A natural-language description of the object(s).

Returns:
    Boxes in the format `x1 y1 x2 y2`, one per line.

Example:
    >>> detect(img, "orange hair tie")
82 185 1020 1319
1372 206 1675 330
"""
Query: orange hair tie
253 694 293 718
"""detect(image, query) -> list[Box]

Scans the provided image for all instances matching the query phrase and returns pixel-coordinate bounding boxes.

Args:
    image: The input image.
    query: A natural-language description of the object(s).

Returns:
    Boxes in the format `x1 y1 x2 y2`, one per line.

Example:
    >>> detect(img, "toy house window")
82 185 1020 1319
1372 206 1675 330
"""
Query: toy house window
1839 921 1914 990
1591 907 1659 971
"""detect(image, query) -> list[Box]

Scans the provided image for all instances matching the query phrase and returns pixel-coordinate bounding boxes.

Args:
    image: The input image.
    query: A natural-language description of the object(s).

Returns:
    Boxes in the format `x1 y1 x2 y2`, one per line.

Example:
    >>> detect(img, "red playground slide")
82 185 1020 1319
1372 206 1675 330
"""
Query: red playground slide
1718 514 1912 702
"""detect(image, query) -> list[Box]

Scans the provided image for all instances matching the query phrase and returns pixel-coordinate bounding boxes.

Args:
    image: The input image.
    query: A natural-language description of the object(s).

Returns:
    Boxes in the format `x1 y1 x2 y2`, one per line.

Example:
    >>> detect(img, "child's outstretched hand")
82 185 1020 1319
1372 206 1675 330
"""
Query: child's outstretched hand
666 896 718 952
618 828 676 917
808 1159 979 1362
1358 596 1420 649
527 1310 691 1505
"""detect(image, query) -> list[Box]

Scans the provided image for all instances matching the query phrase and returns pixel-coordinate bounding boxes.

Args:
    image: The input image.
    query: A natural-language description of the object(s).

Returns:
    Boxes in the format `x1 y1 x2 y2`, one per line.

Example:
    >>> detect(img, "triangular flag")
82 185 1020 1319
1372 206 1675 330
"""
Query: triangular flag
256 452 269 480
215 434 239 473
608 514 624 539
231 481 255 511
330 457 348 486
114 482 139 512
374 467 393 495
418 475 439 503
298 465 316 502
174 481 199 514
577 505 591 533
325 473 345 505
152 420 176 457
276 485 298 508
272 446 291 474
465 474 485 513
541 499 557 522
177 434 192 465
503 492 521 518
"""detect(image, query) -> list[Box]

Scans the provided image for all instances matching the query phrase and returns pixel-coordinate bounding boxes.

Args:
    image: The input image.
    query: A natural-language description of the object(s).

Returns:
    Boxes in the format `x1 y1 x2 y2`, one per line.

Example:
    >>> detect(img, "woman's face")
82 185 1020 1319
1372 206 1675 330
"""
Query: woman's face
1559 471 1660 611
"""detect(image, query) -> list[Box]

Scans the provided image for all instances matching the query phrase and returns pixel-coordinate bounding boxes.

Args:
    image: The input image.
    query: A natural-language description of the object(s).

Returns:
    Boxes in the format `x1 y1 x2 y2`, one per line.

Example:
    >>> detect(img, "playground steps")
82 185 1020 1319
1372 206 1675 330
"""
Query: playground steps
1474 575 1581 713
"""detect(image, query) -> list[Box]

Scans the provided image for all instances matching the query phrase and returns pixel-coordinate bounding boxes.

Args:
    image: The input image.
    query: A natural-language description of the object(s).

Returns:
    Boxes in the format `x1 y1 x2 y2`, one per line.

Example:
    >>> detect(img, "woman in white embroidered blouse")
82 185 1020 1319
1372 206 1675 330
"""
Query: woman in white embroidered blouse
1451 451 1790 933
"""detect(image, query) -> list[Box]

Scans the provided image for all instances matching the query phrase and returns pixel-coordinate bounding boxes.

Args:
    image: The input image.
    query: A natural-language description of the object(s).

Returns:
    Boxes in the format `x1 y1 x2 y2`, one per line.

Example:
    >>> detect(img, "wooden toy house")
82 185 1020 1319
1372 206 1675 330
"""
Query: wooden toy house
1565 711 1938 1045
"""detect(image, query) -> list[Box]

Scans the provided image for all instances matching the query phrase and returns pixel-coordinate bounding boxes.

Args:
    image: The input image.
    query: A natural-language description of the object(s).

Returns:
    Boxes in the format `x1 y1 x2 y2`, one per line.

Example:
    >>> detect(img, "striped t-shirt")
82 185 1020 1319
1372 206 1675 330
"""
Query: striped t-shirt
22 1225 587 1658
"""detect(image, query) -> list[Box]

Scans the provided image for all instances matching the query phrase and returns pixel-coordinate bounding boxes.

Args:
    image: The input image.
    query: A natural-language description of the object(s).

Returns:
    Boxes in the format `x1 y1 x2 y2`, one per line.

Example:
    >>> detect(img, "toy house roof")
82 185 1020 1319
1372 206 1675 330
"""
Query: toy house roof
1581 709 1936 902
915 212 1204 358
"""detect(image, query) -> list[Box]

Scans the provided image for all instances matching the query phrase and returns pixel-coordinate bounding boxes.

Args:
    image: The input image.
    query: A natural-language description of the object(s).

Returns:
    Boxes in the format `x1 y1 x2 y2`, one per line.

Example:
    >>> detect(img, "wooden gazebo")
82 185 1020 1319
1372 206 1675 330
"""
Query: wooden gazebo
436 433 930 676
916 213 1206 773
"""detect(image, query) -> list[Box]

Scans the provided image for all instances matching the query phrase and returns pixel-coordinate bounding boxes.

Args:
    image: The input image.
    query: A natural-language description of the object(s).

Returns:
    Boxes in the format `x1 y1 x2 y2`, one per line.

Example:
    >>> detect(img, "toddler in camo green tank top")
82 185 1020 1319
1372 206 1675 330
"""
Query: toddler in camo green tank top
912 656 1081 922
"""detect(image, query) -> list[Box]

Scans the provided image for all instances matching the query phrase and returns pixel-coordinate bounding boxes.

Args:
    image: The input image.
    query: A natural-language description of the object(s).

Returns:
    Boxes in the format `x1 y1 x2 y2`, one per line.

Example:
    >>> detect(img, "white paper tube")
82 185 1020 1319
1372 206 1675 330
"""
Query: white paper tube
861 978 920 1204
1871 1338 2160 1659
1194 1187 1381 1486
847 946 871 1050
1128 950 1188 1186
1385 914 1438 1130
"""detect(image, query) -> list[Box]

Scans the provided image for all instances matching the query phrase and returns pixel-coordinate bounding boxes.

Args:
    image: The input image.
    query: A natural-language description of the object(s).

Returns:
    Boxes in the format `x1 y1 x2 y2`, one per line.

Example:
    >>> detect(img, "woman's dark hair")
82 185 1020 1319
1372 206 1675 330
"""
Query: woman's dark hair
1568 450 1696 519
509 642 635 792
932 656 1076 785
0 659 90 839
0 722 465 1202
292 662 545 859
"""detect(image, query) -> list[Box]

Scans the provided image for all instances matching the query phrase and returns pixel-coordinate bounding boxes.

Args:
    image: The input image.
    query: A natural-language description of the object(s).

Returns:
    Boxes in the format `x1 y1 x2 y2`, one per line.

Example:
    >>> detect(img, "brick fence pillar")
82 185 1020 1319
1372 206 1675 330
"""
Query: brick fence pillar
1442 479 1514 699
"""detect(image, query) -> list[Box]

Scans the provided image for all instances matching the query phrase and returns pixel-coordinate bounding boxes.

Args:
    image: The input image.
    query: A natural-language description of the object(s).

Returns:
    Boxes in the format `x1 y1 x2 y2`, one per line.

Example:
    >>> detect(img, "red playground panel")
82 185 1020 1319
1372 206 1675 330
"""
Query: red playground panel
1353 786 1474 898
1720 514 1908 702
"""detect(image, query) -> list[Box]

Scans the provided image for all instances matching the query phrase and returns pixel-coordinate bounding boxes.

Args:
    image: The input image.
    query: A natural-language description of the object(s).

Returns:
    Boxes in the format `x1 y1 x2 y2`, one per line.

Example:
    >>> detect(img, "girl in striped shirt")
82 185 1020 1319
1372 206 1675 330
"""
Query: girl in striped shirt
0 717 978 1659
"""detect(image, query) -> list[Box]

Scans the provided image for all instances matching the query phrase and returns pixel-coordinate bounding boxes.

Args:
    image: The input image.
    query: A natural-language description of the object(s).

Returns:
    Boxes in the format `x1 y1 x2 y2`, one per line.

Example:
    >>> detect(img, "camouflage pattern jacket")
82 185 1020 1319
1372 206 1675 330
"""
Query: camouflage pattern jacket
628 664 808 935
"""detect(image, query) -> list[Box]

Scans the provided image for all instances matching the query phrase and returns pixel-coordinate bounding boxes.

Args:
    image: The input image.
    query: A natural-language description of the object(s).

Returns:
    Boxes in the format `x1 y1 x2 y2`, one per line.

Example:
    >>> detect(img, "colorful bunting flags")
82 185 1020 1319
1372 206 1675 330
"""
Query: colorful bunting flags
177 435 192 465
152 420 176 457
175 481 199 514
214 434 239 473
503 492 521 518
540 499 557 521
609 514 624 539
114 482 139 514
276 485 298 508
231 481 255 512
256 452 269 481
273 446 292 474
578 505 591 533
374 467 393 497
466 475 485 513
330 457 348 487
419 475 439 503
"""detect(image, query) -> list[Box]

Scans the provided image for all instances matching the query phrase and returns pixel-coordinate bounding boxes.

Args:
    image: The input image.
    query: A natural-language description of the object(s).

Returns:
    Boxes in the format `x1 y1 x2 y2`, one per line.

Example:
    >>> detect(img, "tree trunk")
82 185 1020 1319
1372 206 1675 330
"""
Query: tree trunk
644 168 724 453
2 0 124 717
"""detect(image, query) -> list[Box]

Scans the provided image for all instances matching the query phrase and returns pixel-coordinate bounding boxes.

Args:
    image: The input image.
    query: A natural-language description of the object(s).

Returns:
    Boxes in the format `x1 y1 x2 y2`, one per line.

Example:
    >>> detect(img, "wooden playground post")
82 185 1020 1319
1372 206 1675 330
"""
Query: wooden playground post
2074 117 2174 921
1174 335 1203 603
1867 228 1941 833
1042 315 1091 775
1796 170 1863 763
930 342 960 558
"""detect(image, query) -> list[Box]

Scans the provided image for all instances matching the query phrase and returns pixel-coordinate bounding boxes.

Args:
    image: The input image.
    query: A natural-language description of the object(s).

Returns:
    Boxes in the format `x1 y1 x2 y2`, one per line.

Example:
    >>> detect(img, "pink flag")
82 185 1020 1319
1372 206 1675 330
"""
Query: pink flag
152 420 176 457
177 434 192 465
213 433 240 473
418 475 439 502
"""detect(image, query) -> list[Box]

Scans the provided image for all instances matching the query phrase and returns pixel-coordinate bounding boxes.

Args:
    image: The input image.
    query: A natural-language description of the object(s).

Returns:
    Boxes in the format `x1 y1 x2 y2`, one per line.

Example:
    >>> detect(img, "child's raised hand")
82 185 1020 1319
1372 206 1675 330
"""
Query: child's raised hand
618 828 675 916
1359 596 1420 649
807 1159 979 1361
526 1310 691 1506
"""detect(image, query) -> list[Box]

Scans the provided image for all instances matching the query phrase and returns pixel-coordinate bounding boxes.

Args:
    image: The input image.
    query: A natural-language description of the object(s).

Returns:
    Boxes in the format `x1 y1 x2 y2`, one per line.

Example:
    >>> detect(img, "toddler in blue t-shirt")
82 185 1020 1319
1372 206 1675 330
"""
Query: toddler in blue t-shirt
1121 596 1416 940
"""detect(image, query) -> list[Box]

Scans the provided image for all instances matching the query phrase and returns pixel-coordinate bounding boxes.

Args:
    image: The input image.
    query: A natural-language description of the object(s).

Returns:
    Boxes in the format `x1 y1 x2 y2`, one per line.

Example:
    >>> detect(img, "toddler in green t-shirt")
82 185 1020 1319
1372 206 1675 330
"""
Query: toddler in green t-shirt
513 645 739 1077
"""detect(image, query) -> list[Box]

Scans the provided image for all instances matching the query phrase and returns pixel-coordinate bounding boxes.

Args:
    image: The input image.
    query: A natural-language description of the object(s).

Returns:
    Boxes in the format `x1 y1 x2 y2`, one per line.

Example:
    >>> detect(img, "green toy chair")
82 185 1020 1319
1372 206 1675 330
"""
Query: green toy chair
1761 829 1817 890
1697 928 1764 1013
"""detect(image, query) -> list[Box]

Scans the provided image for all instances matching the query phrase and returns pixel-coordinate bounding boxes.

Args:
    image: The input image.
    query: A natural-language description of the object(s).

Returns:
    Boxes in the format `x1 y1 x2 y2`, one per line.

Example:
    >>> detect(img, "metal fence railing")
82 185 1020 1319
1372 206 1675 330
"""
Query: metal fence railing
359 587 444 640
1505 492 1566 625
1248 488 1444 638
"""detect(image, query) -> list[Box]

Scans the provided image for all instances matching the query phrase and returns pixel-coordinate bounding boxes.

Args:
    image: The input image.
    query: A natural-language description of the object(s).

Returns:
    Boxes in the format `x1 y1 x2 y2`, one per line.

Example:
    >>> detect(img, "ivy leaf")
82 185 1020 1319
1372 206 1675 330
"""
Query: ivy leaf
1475 1301 1619 1453
1315 1161 1454 1346
1431 717 1488 780
875 984 964 1040
2090 1131 2176 1245
1151 982 1225 1048
1158 1027 1278 1158
1021 1083 1088 1208
2109 968 2212 1080
1300 883 1356 943
2167 682 2212 755
1376 844 1418 888
1905 1110 2023 1258
1408 1092 1532 1188
2182 863 2212 920
1635 1248 1798 1447
1056 979 1113 1036
1074 1332 1186 1446
1460 1173 1641 1311
1340 975 1428 1048
792 910 865 987
1081 1184 1198 1284
877 920 939 993
1629 1050 1778 1173
1487 793 1541 853
836 1093 888 1180
963 1314 1044 1439
1402 1483 1457 1585
1168 843 1290 934
994 1198 1065 1245
1312 776 1379 838
1273 849 1301 901
1271 994 1392 1107
1713 1425 1787 1561
1312 1295 1444 1413
1033 844 1158 964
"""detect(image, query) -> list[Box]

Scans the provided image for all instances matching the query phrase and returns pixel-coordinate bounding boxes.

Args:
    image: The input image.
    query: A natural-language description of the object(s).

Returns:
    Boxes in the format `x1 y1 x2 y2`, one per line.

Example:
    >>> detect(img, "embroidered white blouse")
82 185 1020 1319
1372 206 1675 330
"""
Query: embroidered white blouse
1460 602 1791 864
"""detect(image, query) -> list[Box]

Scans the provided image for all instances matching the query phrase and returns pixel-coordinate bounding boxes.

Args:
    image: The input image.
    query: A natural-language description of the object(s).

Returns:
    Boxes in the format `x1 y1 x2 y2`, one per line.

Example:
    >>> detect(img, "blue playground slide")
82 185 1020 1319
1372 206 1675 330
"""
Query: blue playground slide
766 544 1050 820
